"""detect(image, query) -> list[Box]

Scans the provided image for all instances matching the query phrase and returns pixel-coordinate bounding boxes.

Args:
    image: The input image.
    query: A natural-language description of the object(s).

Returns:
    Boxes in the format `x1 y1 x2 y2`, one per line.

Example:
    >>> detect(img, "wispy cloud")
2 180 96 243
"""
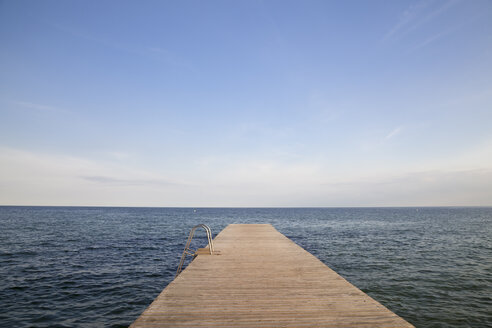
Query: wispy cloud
358 125 405 152
383 0 433 42
410 11 484 50
146 47 193 69
317 168 492 206
12 101 69 113
46 21 193 70
383 0 461 42
47 21 126 51
0 147 189 206
2 136 491 206
384 126 403 140
82 175 181 187
105 151 132 161
411 29 451 50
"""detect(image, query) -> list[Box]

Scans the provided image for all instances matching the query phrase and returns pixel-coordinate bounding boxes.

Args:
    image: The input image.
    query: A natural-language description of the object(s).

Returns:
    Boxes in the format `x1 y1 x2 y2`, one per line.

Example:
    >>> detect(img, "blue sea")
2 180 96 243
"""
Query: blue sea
0 207 491 327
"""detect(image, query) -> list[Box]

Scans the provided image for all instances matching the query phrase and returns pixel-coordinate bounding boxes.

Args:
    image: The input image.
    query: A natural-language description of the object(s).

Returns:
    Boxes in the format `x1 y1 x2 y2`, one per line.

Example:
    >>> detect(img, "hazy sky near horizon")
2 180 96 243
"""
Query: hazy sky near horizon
1 0 492 206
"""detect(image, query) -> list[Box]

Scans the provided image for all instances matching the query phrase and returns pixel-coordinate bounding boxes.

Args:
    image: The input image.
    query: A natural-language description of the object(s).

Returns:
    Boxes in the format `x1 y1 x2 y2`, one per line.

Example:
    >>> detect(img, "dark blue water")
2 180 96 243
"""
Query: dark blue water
0 207 491 327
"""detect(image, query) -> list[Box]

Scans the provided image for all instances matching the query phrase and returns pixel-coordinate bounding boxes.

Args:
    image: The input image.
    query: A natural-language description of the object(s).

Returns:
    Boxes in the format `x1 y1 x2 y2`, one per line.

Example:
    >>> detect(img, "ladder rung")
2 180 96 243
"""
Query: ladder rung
175 224 214 277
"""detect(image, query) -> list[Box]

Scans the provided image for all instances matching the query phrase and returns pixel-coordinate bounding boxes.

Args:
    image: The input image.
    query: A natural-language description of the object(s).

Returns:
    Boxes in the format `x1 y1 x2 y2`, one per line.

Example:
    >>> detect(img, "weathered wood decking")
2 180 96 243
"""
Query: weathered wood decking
130 224 414 327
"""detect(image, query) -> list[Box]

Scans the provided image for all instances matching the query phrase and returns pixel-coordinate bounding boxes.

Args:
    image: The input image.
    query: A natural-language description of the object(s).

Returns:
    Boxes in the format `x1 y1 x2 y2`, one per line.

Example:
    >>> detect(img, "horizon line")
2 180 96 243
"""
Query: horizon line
1 204 491 209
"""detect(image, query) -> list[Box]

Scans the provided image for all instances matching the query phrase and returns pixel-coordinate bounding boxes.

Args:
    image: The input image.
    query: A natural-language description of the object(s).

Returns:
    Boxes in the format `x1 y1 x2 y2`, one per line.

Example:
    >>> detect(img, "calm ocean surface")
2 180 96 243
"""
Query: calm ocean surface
0 207 491 327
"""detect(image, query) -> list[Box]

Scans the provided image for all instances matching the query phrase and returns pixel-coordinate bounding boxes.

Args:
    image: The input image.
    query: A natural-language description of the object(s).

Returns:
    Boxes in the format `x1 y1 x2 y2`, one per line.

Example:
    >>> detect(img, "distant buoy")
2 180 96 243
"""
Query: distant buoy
193 209 196 213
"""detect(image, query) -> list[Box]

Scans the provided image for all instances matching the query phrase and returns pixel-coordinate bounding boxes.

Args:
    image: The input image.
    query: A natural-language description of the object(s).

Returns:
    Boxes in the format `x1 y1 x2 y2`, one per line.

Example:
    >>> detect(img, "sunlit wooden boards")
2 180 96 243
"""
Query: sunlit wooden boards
130 224 414 328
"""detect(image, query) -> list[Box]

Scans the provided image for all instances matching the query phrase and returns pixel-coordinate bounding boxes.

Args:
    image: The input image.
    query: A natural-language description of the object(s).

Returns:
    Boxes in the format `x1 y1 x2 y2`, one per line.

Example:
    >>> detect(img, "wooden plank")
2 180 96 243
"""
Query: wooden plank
130 224 414 327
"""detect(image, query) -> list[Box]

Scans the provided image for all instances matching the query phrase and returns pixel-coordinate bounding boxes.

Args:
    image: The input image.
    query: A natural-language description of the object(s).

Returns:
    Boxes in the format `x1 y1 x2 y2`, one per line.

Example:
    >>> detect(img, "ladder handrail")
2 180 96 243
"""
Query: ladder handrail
175 224 214 277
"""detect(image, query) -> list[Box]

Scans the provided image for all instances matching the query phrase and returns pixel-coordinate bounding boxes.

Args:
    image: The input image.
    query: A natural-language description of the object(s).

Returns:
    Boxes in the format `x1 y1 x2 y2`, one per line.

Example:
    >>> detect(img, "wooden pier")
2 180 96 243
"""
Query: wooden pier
130 224 414 327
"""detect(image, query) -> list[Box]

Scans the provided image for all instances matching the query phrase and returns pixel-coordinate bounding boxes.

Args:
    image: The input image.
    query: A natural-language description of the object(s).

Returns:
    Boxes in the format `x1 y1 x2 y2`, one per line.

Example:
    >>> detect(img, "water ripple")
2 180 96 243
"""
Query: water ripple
0 206 491 327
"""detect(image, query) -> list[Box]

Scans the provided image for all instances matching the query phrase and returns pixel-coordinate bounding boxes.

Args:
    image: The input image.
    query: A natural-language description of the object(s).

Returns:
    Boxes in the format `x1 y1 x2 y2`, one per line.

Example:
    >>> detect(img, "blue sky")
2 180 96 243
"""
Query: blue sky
1 0 491 206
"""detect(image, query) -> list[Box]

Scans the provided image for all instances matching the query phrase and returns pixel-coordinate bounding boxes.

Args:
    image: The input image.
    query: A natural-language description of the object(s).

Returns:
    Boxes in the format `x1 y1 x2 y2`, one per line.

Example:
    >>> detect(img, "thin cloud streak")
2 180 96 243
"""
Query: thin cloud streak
0 147 188 206
383 0 432 41
82 175 183 187
46 21 194 70
1 141 492 206
317 168 492 207
404 0 460 35
411 12 484 50
12 101 69 113
385 126 403 140
383 0 460 42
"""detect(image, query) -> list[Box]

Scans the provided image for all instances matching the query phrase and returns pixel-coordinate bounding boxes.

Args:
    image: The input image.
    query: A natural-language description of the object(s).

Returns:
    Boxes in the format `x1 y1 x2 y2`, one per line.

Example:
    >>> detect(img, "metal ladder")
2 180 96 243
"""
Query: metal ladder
175 224 214 277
